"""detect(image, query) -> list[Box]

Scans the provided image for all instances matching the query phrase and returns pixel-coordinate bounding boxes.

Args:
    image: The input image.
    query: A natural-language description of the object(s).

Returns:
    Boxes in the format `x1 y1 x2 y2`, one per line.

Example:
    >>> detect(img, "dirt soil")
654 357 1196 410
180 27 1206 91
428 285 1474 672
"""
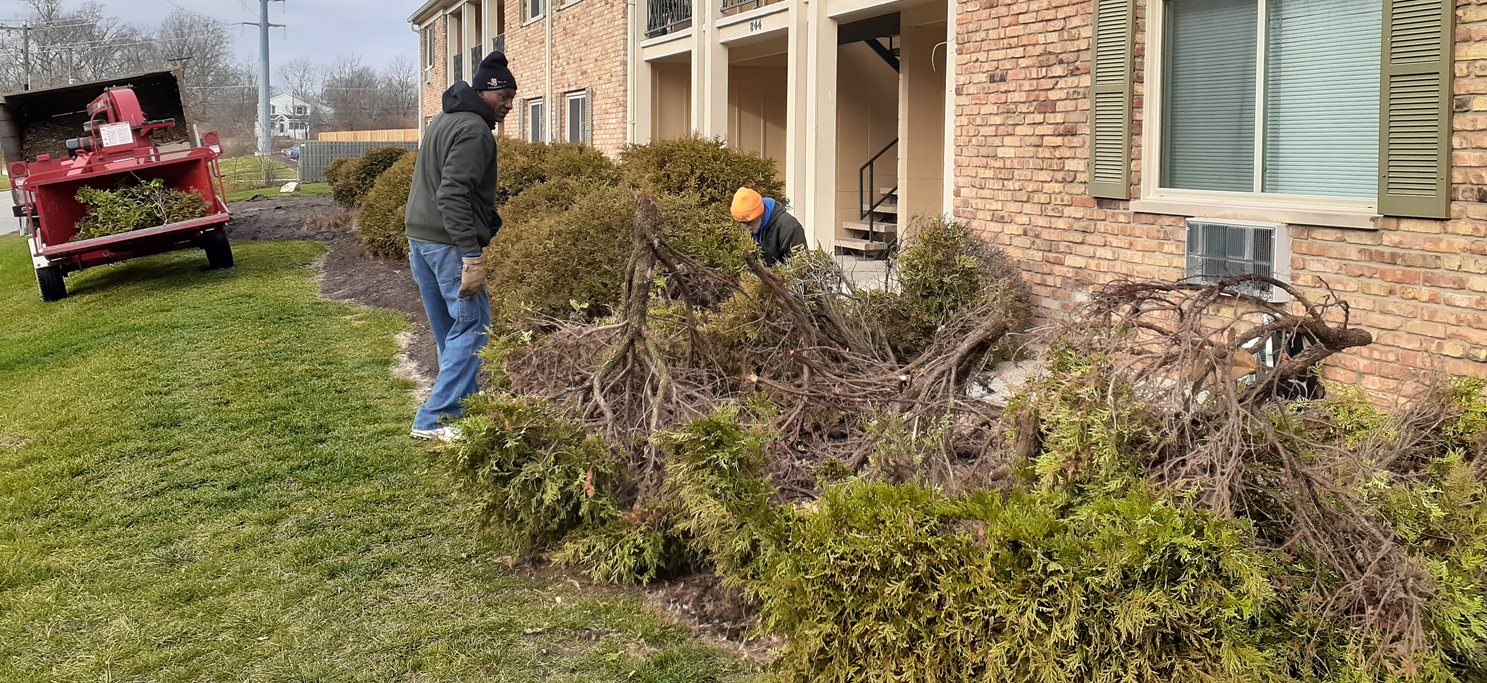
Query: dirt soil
225 194 436 392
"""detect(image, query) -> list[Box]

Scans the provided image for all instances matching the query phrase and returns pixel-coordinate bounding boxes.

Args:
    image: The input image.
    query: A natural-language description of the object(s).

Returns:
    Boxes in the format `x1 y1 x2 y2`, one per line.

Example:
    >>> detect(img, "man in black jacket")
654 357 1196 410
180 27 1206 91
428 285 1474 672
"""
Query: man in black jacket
731 187 807 266
403 52 516 443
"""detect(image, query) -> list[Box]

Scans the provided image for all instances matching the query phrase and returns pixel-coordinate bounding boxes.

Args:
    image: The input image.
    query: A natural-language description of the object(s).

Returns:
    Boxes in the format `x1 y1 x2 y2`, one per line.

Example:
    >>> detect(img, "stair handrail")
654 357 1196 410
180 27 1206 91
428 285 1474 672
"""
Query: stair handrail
859 138 898 245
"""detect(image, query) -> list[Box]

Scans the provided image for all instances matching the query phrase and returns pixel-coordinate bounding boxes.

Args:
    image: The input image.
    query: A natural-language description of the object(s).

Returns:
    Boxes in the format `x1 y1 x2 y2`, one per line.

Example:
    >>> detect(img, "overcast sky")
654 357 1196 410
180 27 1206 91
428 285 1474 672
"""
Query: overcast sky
5 0 417 70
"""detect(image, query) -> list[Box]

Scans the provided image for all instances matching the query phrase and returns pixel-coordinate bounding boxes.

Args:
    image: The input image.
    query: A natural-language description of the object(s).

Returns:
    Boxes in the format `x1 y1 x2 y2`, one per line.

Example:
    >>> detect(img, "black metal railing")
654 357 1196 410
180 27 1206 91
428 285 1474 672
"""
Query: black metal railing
720 0 781 15
453 54 463 83
647 0 692 37
859 138 898 244
492 34 506 53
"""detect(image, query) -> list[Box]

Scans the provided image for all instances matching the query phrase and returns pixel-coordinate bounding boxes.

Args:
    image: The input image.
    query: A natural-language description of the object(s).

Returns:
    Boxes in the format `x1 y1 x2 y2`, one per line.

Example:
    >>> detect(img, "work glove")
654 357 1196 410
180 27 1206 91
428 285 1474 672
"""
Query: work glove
459 256 487 299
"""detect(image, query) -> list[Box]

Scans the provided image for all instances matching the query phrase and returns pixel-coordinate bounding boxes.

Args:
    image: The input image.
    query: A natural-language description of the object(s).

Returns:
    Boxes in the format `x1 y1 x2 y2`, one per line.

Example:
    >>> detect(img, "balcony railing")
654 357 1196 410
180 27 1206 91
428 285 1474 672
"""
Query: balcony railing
720 0 782 17
647 0 692 38
492 33 506 54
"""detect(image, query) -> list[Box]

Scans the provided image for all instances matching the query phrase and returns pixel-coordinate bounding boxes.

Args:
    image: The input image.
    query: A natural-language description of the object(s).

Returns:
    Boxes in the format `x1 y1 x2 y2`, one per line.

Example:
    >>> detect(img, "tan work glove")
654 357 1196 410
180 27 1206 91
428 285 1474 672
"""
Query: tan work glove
459 256 487 299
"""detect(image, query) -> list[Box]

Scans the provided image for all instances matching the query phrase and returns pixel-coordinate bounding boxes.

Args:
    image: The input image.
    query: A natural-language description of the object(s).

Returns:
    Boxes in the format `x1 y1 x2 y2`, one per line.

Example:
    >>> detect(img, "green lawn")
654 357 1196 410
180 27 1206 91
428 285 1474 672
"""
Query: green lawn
218 156 298 196
225 181 332 203
0 237 750 682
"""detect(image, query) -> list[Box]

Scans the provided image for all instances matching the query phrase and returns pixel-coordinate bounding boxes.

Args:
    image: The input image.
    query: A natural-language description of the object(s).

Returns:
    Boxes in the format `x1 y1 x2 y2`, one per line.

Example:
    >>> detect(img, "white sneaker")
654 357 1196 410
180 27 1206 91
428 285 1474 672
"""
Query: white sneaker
410 426 462 443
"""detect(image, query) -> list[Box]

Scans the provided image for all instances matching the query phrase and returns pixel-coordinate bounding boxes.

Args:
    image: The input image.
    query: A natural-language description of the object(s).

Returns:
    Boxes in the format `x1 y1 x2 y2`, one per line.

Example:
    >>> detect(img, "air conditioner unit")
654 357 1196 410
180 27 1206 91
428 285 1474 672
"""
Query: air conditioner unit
1185 219 1281 301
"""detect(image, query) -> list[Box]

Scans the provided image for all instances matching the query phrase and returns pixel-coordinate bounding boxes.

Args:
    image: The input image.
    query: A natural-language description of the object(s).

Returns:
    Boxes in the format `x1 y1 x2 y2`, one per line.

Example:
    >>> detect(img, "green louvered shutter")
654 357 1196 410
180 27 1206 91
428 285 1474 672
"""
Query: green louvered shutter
1089 0 1135 200
1379 0 1453 218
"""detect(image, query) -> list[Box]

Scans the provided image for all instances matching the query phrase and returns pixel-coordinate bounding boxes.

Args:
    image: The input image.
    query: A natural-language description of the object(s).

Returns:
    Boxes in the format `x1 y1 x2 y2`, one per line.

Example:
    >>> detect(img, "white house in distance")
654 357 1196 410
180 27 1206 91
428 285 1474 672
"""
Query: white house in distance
258 94 313 140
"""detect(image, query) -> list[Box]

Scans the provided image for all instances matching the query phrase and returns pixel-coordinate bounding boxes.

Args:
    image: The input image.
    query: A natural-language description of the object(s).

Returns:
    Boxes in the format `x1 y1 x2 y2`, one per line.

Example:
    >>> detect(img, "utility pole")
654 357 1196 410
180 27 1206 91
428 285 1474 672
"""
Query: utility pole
242 0 285 158
0 23 33 90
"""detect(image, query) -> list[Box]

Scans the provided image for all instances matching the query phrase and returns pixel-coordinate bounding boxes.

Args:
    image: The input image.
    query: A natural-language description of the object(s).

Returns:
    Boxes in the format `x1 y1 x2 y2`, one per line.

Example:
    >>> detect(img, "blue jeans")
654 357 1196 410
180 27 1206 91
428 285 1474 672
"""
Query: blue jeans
408 239 491 430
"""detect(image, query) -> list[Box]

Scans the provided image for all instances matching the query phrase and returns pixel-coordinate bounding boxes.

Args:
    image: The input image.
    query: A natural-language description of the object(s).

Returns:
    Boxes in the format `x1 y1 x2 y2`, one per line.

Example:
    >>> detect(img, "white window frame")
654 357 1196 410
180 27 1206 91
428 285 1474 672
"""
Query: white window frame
526 98 546 143
1133 0 1381 230
524 0 546 24
564 91 588 144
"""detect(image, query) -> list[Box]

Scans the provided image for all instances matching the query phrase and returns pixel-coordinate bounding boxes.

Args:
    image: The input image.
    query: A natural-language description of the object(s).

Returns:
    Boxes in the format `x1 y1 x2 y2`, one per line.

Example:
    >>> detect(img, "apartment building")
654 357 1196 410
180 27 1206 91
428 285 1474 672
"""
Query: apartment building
412 0 1487 400
408 0 631 154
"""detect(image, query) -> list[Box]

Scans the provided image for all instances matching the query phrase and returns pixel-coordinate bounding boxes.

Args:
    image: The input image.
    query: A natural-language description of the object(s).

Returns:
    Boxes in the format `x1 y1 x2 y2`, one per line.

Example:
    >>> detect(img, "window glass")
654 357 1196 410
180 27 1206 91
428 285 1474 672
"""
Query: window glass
1262 0 1381 197
1162 0 1257 192
528 100 545 143
566 94 586 143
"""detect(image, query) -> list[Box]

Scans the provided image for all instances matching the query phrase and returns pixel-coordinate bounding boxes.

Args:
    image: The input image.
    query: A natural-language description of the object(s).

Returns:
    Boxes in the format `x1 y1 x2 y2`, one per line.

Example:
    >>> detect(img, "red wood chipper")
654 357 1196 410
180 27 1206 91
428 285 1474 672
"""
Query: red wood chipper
3 70 233 301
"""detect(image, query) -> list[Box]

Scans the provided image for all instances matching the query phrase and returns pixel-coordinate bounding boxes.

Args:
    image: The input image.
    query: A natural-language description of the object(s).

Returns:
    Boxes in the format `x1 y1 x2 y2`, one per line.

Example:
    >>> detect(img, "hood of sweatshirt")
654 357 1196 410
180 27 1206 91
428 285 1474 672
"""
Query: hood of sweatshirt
443 81 498 129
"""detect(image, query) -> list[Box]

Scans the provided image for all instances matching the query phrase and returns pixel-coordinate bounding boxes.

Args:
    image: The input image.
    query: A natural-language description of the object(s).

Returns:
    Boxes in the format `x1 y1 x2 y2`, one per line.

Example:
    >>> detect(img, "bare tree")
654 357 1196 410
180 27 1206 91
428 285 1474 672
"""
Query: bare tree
318 54 380 131
152 9 241 119
377 55 418 129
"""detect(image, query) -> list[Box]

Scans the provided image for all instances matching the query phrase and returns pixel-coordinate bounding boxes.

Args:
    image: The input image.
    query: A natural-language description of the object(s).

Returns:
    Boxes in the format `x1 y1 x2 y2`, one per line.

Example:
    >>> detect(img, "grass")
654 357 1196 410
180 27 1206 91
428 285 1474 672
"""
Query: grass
225 181 332 204
0 237 753 682
218 156 299 196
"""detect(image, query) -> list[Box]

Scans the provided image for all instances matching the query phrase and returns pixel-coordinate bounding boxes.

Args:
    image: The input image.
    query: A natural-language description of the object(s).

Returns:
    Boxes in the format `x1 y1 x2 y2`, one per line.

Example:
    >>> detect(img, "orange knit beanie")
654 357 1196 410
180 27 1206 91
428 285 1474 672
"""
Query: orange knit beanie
731 187 765 222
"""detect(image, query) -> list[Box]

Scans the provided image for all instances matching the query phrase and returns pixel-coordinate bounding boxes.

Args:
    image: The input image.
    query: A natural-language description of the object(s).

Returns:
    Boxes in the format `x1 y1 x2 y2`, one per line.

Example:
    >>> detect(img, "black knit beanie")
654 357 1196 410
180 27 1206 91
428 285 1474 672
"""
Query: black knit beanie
472 51 517 91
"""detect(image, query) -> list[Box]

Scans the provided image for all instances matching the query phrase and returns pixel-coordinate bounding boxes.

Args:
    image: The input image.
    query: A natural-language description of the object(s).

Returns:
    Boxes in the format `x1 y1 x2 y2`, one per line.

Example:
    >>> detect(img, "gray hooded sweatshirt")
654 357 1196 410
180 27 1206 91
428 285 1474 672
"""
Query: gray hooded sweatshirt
404 82 500 255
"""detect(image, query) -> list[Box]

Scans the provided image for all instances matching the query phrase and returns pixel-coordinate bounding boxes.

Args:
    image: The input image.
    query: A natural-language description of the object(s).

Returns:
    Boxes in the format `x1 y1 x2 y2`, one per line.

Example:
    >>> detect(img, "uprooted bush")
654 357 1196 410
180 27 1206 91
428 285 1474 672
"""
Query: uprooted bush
485 138 775 320
72 179 210 241
442 193 1487 682
327 146 414 207
356 153 417 259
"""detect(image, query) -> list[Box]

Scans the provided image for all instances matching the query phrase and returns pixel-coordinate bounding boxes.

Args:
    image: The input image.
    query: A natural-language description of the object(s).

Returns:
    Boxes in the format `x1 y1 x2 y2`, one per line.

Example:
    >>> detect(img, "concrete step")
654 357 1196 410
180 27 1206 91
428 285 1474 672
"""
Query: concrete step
842 221 898 238
863 202 898 214
835 237 892 254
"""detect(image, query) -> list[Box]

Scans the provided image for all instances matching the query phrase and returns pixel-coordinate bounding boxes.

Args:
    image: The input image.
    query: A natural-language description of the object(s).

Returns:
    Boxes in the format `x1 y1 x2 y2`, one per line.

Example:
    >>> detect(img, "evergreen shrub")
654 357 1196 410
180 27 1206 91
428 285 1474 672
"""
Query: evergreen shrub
72 179 210 241
345 146 414 206
495 137 619 206
620 136 785 208
323 157 357 204
355 154 416 259
442 392 620 557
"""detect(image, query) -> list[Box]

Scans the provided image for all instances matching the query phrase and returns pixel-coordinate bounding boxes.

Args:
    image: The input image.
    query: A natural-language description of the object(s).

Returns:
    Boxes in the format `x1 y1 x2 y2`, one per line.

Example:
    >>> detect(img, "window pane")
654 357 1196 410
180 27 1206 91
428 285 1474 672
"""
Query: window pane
1162 0 1257 192
1262 0 1381 198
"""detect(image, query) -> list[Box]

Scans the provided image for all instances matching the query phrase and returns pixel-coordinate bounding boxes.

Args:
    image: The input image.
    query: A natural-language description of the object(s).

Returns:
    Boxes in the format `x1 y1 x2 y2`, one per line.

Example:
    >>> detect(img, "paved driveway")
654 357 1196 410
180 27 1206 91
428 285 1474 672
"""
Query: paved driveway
0 189 16 236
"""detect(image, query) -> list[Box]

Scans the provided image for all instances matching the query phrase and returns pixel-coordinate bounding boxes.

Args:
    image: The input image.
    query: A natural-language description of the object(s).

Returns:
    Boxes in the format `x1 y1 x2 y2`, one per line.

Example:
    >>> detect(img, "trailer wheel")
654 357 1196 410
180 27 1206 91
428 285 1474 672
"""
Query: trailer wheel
36 265 66 302
204 231 234 269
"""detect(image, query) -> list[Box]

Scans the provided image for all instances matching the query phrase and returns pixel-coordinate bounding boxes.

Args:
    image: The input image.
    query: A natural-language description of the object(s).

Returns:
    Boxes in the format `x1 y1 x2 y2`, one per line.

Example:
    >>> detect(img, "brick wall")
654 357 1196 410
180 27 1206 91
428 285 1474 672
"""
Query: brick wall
503 0 630 155
952 0 1487 407
415 0 629 155
419 19 449 126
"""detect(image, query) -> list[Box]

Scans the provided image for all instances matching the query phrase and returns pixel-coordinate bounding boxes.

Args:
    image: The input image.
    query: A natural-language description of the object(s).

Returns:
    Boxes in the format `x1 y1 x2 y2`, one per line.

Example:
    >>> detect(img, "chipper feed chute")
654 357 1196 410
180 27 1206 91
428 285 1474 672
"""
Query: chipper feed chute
4 71 233 301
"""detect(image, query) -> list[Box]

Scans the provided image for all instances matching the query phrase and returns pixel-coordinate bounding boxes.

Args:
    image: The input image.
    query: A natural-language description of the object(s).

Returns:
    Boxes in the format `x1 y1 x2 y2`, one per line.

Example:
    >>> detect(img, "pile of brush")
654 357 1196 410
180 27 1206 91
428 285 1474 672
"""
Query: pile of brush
440 195 1487 683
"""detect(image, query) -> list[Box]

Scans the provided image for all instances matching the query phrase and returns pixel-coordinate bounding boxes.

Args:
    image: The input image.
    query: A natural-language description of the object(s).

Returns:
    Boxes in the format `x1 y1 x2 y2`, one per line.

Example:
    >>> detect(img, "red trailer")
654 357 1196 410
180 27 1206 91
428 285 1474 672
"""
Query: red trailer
2 70 233 301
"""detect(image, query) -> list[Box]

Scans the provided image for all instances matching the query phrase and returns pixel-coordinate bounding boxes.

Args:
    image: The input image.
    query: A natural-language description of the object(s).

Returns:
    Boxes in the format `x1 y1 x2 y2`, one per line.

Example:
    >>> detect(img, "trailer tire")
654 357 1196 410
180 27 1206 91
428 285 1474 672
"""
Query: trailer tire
204 232 234 269
36 266 66 302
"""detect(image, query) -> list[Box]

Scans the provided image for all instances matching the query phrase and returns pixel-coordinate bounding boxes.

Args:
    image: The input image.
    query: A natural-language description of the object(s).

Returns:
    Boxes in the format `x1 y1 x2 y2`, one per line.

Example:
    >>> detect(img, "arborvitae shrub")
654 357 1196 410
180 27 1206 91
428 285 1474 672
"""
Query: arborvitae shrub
487 189 756 319
760 480 1280 683
73 179 210 241
323 157 358 205
553 512 696 585
344 146 413 206
870 217 1035 360
619 136 785 208
495 137 619 206
442 392 620 557
356 154 416 259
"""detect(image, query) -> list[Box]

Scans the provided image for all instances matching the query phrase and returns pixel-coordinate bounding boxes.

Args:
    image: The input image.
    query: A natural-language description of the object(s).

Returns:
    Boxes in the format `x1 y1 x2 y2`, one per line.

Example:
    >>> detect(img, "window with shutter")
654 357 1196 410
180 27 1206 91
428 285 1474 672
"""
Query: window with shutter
1144 0 1451 220
1089 0 1135 200
566 92 587 144
1379 0 1453 218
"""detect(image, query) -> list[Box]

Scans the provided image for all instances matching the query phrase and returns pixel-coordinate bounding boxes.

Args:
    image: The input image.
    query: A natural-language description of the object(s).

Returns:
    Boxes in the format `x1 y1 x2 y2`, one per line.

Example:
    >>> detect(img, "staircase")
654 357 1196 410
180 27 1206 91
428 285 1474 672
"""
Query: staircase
837 138 898 259
838 187 897 256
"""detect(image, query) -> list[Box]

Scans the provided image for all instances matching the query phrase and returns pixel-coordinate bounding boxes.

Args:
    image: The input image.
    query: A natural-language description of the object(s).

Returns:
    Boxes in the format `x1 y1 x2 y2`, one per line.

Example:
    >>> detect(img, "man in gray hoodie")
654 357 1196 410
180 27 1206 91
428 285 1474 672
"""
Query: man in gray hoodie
403 52 516 443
